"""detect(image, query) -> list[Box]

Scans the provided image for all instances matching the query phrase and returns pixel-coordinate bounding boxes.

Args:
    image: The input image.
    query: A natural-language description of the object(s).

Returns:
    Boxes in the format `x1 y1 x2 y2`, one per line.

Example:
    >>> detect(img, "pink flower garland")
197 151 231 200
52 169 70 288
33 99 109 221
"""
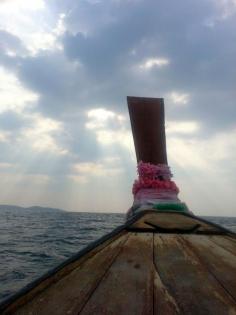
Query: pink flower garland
137 161 172 180
132 161 179 195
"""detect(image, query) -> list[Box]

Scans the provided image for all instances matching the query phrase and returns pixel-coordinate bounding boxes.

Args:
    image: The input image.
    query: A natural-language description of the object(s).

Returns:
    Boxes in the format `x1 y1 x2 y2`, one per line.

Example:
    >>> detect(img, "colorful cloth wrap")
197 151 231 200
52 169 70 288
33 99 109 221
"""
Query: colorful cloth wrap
127 161 185 218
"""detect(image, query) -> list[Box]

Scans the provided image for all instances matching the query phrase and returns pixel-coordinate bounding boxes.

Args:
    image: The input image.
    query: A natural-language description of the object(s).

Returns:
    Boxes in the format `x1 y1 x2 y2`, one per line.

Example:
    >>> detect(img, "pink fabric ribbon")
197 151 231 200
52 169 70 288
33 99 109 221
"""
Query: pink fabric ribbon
132 161 180 204
134 188 179 202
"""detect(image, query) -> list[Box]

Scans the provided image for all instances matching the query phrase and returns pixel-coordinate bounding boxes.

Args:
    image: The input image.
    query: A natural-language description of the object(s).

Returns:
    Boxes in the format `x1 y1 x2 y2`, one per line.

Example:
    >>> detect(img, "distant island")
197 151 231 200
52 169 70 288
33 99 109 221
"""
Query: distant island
0 205 65 212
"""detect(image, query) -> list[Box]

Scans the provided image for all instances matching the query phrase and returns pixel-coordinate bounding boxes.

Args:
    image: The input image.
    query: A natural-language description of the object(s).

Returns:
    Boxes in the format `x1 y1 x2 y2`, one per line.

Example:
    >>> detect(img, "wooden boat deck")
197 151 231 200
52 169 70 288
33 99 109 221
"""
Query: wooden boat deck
1 211 236 315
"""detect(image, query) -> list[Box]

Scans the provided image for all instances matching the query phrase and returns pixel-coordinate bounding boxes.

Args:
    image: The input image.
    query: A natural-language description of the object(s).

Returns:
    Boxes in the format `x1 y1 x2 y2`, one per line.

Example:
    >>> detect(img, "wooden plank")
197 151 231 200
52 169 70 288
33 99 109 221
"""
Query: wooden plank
225 235 236 243
154 234 236 315
132 213 222 233
80 233 154 315
127 96 167 165
132 213 197 229
4 233 129 315
153 267 181 314
210 235 236 256
182 235 236 301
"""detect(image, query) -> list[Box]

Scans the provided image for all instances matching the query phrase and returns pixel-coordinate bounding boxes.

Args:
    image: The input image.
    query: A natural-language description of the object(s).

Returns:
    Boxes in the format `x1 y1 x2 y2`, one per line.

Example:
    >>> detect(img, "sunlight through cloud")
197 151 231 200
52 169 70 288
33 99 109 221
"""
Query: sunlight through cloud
0 67 39 113
0 0 66 55
20 114 68 155
167 91 190 105
86 108 116 129
139 57 170 70
166 121 200 134
85 108 133 152
71 158 123 183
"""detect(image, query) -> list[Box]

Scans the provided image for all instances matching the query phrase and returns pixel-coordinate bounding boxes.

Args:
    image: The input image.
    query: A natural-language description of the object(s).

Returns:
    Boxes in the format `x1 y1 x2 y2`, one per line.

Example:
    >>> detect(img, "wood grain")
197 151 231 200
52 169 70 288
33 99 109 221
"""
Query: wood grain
210 236 236 255
154 234 236 315
4 234 129 315
131 212 222 233
153 265 181 314
2 211 236 315
80 233 154 315
182 235 236 301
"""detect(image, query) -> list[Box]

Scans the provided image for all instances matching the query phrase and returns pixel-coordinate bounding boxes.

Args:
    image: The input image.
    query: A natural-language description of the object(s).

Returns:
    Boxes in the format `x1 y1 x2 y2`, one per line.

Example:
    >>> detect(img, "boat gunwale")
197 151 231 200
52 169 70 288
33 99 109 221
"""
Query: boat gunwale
0 211 139 311
0 210 235 312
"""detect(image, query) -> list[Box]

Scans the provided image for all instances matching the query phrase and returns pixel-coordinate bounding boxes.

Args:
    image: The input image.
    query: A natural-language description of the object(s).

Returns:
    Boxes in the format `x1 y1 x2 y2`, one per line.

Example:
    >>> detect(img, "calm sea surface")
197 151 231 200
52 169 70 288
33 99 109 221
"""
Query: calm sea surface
0 208 236 303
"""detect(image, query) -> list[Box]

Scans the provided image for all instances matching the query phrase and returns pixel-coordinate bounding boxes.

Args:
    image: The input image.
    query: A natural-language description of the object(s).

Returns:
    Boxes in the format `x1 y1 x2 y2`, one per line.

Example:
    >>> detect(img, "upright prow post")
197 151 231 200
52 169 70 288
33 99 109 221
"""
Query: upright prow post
127 96 167 165
127 96 188 218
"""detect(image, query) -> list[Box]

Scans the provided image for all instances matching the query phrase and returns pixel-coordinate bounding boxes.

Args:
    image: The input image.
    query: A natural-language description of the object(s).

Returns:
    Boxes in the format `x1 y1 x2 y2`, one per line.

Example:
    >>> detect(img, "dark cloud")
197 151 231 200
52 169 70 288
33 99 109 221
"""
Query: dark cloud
0 30 25 54
56 114 103 162
33 0 236 134
0 32 21 70
0 0 236 176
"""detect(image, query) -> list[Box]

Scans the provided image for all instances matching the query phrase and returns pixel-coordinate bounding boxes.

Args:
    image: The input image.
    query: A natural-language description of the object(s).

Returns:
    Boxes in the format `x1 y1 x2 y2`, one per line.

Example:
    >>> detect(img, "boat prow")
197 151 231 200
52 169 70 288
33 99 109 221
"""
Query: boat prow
1 210 236 315
2 96 236 314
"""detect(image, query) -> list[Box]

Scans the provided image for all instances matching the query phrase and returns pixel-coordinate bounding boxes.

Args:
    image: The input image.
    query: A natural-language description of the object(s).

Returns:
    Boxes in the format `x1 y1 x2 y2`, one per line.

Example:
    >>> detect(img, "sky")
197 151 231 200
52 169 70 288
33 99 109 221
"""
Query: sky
0 0 236 215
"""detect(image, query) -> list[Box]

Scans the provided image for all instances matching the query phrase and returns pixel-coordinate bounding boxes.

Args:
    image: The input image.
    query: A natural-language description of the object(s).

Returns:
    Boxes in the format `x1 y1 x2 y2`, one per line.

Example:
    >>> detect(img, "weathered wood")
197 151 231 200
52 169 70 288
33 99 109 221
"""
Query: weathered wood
1 211 236 315
210 236 236 256
80 233 154 315
182 235 236 301
127 96 167 164
154 234 236 315
3 233 129 315
131 212 223 233
153 267 181 314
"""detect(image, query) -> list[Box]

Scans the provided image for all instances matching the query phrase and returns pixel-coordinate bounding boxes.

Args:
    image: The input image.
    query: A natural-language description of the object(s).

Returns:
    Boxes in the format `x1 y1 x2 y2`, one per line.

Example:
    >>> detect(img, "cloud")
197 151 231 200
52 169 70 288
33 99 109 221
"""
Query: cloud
85 107 134 153
0 30 26 57
166 121 200 134
72 159 123 179
86 108 125 130
0 162 14 169
168 128 236 215
204 0 236 26
0 0 45 11
19 114 68 155
86 108 117 129
0 111 25 130
139 57 170 70
0 0 235 214
0 66 38 113
168 127 236 182
167 92 190 106
0 131 10 143
0 0 66 55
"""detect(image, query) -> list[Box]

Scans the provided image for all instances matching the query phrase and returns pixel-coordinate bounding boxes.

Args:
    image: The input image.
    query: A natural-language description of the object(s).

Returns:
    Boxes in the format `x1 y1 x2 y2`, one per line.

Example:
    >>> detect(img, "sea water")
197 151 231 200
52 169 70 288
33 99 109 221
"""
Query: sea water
0 208 235 303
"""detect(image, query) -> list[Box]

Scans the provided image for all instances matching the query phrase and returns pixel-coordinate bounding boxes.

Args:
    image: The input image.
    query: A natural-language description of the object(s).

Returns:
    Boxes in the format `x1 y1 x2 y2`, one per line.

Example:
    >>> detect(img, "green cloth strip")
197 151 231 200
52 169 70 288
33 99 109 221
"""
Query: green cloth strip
153 203 188 212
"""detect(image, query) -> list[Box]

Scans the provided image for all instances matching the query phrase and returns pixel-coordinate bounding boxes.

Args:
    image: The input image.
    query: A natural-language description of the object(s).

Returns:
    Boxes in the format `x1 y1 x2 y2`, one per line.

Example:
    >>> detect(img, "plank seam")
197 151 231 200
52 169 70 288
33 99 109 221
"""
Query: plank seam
153 235 181 315
77 233 131 315
225 235 236 243
180 236 236 305
209 237 236 256
1 230 128 314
